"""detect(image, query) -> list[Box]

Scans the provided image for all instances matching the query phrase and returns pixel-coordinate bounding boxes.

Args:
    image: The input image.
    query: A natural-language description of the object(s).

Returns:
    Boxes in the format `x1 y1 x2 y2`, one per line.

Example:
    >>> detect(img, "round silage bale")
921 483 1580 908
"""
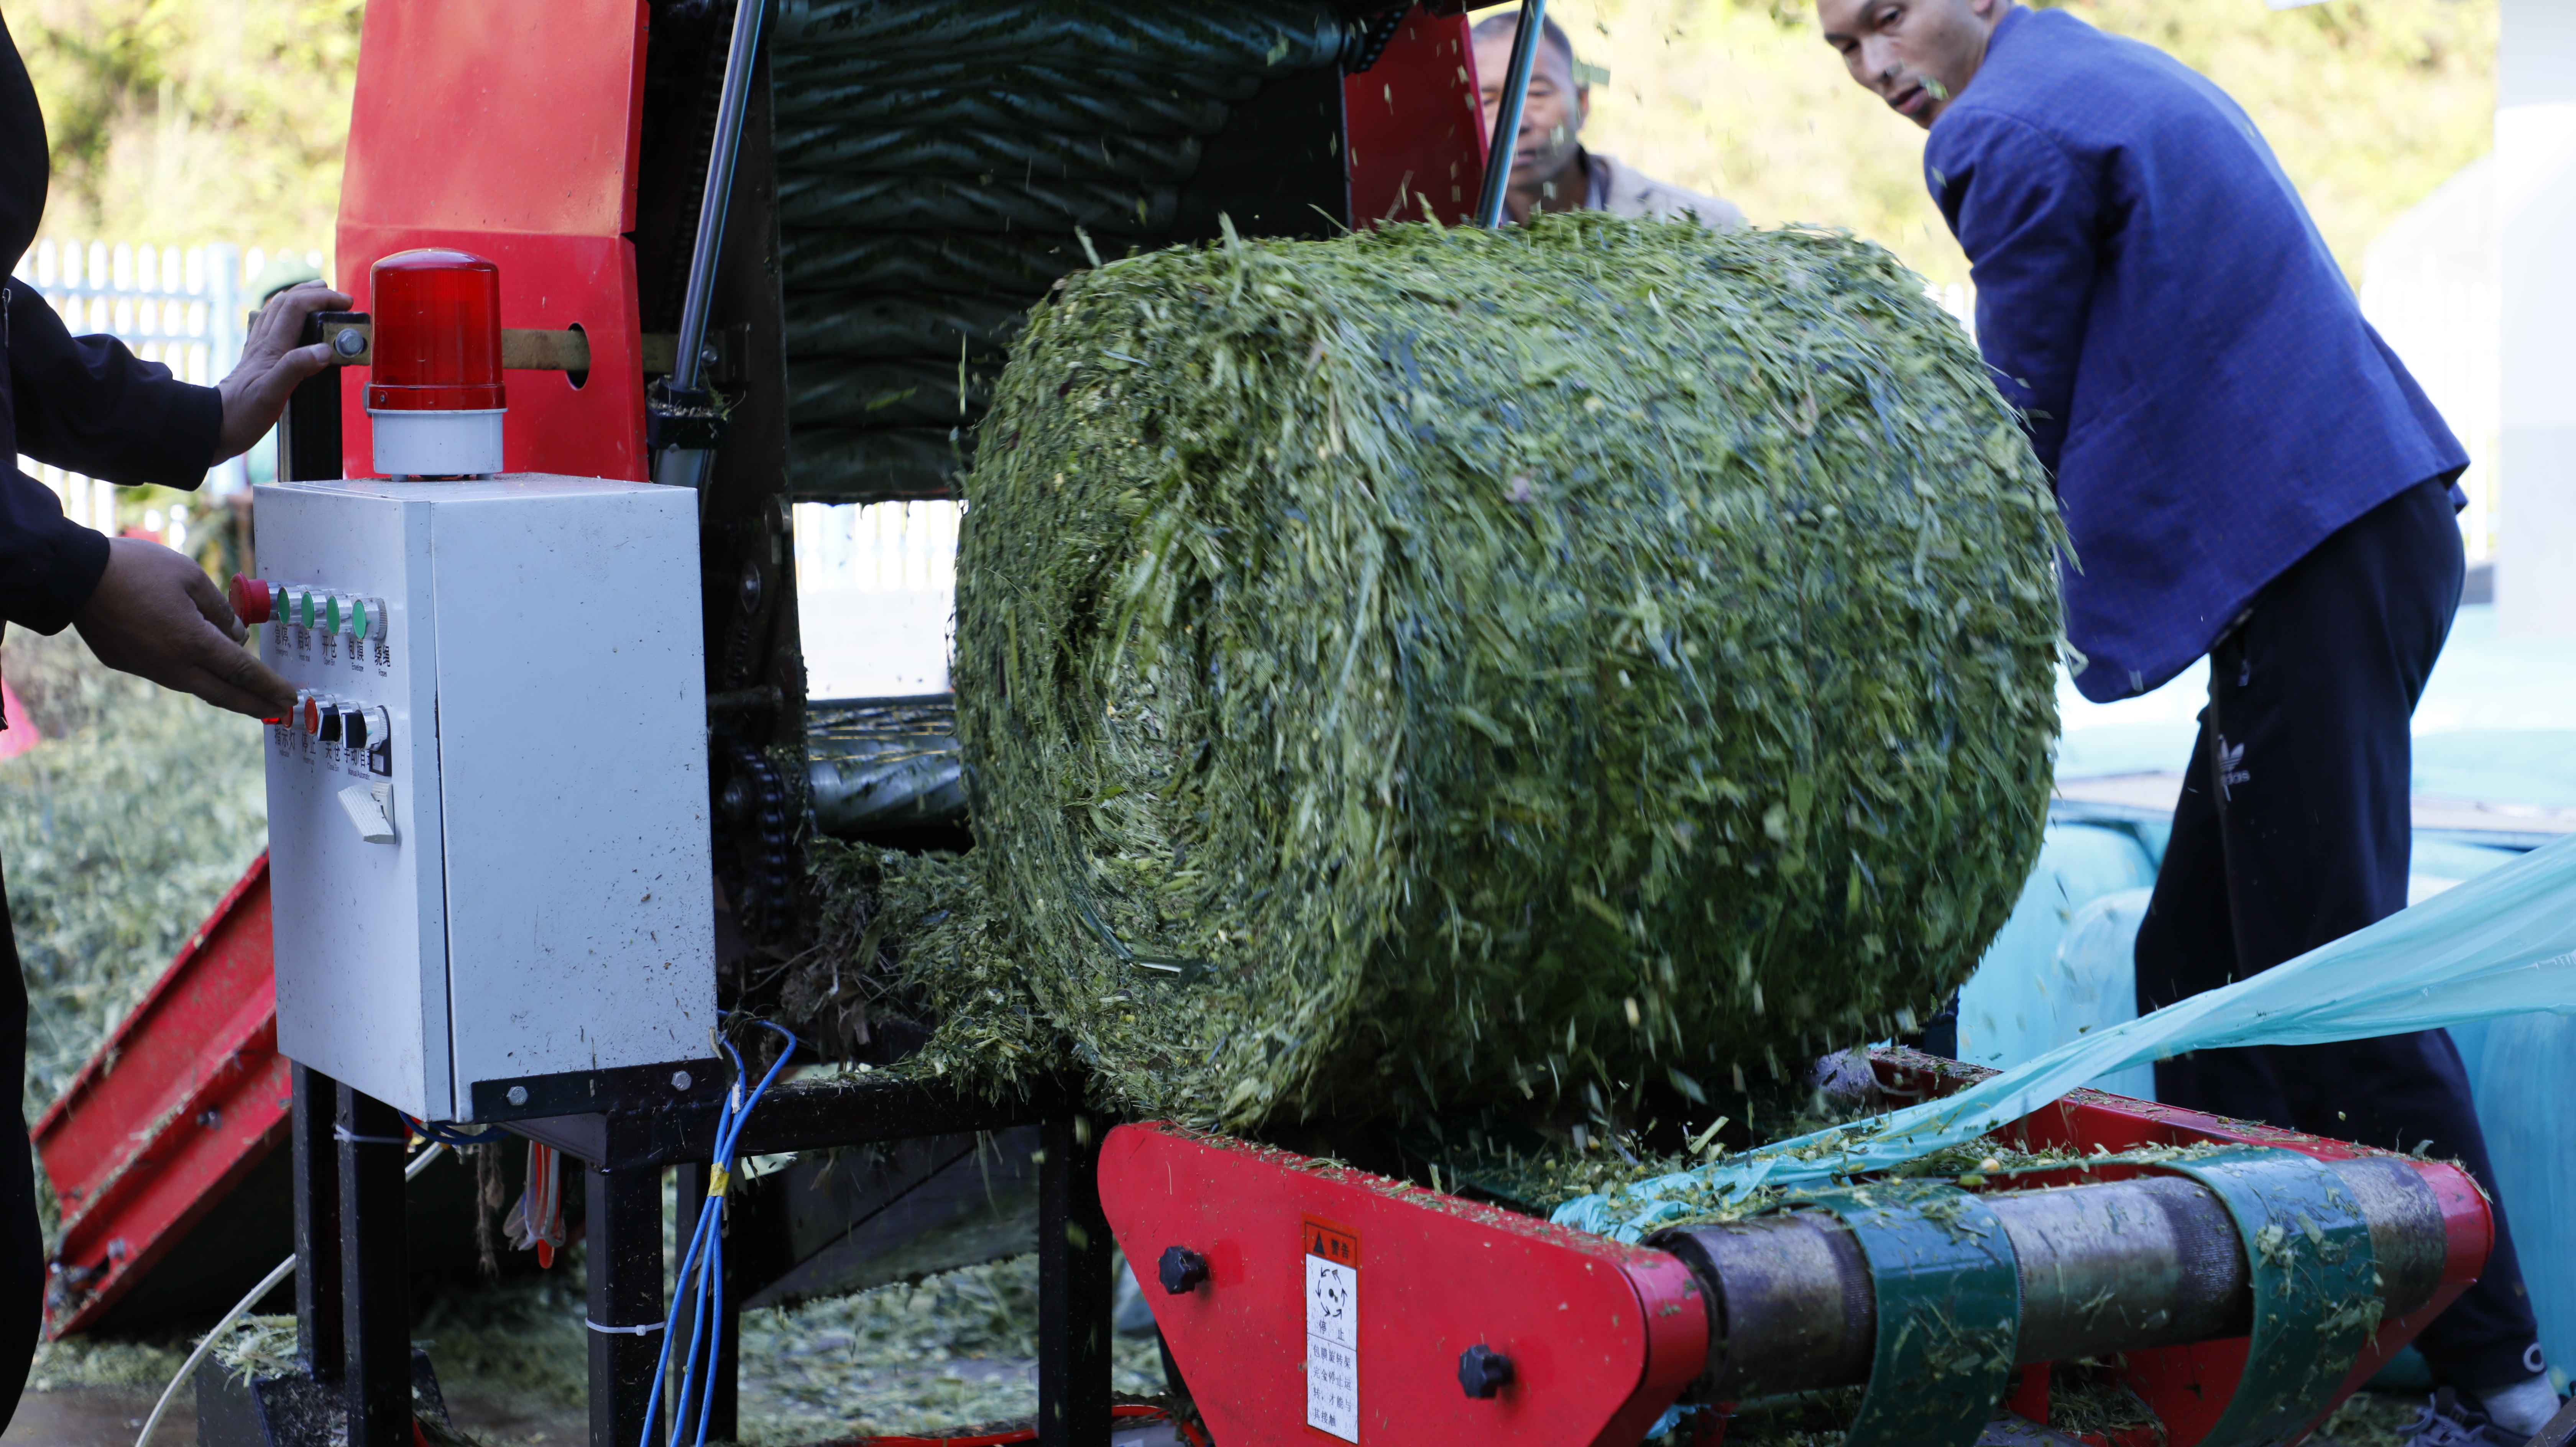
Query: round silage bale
952 215 2064 1127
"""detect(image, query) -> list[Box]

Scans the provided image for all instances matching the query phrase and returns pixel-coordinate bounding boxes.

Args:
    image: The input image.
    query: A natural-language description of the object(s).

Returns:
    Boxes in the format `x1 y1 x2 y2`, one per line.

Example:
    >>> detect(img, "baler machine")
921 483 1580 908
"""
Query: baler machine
207 2 2498 1445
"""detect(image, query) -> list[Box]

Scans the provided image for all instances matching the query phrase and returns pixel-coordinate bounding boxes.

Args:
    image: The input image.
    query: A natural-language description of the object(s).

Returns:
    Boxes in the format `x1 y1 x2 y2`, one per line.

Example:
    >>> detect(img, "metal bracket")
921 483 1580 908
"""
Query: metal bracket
646 377 729 453
310 315 687 374
1783 1183 2020 1447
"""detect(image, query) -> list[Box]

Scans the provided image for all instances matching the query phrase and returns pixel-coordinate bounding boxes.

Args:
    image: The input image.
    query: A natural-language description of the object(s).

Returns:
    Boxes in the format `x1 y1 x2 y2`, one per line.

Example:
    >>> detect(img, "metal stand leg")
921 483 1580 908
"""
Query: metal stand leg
674 1161 740 1443
588 1125 665 1447
336 1084 411 1447
1038 1110 1112 1447
292 1066 343 1383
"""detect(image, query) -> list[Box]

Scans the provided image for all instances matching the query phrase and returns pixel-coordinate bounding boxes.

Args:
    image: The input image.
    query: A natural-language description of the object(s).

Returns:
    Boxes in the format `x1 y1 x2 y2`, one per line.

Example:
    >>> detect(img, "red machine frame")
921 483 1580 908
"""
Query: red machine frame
1101 1048 2490 1447
34 855 284 1336
334 0 653 481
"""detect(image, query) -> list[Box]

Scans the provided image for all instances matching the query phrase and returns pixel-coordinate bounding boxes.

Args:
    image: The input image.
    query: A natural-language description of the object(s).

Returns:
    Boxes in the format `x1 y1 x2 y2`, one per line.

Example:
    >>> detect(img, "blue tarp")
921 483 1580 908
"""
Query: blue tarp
1559 828 2576 1222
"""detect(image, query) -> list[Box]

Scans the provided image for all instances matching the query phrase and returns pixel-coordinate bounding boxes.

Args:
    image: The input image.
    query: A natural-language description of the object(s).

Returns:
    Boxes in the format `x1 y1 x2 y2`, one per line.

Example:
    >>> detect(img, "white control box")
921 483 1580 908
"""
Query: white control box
256 474 716 1122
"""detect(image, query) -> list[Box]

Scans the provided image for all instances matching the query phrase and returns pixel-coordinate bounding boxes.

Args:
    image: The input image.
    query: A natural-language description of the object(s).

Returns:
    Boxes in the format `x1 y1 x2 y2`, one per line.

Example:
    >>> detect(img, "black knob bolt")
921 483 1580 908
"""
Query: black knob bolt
1158 1245 1209 1294
1458 1344 1514 1399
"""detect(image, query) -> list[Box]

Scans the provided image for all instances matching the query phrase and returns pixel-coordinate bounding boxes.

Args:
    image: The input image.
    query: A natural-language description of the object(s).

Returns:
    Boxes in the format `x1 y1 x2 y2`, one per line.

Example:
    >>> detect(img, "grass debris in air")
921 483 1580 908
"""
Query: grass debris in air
798 214 2063 1132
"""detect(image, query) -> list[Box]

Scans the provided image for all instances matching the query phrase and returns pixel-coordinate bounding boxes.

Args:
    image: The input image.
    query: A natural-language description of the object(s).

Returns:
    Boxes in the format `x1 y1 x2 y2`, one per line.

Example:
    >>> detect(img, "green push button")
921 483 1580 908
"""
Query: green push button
323 595 343 633
352 598 371 641
298 588 317 630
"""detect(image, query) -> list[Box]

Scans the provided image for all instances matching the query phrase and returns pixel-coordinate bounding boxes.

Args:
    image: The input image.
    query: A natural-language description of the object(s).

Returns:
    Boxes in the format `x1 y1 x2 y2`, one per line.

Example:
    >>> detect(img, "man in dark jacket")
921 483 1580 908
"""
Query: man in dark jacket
1815 0 2560 1440
0 14 337 1426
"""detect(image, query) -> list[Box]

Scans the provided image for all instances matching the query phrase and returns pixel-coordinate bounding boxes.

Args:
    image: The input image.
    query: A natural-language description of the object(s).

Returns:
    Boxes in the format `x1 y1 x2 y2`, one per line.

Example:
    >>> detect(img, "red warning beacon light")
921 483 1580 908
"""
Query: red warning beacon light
366 249 504 478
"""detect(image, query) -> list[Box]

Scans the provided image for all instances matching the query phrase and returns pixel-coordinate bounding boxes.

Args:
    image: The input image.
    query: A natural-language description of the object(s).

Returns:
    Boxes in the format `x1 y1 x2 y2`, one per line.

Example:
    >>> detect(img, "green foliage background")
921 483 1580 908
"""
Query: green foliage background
1538 0 2495 289
8 0 2498 287
14 0 362 258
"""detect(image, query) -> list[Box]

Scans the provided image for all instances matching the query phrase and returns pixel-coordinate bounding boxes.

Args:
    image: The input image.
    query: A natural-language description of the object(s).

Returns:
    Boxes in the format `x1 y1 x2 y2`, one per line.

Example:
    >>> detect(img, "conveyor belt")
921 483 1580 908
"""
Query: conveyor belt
769 0 1366 503
781 292 1024 361
788 356 1000 429
772 71 1245 131
772 125 1208 182
772 0 1349 69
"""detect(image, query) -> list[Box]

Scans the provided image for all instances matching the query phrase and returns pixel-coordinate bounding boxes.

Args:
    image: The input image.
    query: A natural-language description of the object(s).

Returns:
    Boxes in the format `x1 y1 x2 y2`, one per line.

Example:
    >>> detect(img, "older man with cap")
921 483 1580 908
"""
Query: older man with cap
1812 0 2563 1442
1473 13 1743 229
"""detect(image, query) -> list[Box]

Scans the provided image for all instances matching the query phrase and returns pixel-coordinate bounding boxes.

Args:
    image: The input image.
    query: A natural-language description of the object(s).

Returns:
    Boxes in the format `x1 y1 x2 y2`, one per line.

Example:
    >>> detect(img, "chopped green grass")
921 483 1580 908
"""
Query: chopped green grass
818 215 2062 1132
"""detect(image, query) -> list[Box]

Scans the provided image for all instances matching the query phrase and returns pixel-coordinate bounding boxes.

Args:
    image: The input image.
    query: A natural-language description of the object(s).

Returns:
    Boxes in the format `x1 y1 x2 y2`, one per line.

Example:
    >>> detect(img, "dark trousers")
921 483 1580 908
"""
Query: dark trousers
2134 476 2543 1392
0 855 39 1433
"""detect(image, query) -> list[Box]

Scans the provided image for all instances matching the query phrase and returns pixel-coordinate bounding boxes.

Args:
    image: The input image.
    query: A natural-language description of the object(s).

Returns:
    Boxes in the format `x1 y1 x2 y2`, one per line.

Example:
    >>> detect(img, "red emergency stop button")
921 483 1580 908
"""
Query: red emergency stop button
229 576 273 625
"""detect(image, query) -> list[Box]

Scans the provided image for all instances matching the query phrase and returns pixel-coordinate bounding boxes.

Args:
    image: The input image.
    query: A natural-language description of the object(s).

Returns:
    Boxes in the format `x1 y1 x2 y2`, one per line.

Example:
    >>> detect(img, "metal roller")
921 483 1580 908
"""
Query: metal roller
775 173 1179 236
784 292 1028 363
788 427 968 504
1653 1152 2444 1403
771 0 1353 73
768 71 1241 133
774 124 1205 184
807 696 966 836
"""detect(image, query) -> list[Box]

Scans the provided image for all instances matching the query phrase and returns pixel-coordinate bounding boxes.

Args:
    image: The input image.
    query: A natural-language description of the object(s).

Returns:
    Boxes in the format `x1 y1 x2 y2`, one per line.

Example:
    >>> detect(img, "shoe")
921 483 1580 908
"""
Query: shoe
2403 1388 2527 1447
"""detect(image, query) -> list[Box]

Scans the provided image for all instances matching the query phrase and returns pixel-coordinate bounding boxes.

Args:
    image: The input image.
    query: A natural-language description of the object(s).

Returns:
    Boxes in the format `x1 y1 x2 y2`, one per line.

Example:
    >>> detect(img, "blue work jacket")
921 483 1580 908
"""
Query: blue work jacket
1924 6 2464 702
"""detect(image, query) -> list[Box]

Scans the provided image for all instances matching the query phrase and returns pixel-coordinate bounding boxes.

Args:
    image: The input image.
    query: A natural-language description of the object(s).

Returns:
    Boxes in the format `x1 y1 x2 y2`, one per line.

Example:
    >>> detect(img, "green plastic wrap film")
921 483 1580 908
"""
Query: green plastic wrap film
2154 1149 2382 1447
1554 831 2576 1239
1790 1183 2020 1447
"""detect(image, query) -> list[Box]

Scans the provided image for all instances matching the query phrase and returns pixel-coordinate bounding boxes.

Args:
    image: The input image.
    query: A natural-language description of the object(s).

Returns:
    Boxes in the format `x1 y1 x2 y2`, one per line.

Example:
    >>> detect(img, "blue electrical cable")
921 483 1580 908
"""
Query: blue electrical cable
639 1022 798 1447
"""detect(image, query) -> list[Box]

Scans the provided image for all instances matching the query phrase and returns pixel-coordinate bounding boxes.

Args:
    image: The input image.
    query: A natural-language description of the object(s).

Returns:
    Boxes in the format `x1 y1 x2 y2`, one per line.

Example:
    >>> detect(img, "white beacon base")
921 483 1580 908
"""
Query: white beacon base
370 408 504 479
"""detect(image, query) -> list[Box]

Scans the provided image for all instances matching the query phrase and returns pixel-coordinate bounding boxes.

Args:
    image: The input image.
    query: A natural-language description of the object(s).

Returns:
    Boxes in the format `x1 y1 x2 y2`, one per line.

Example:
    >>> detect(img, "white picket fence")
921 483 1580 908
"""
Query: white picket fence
792 499 960 594
794 500 961 697
7 239 323 547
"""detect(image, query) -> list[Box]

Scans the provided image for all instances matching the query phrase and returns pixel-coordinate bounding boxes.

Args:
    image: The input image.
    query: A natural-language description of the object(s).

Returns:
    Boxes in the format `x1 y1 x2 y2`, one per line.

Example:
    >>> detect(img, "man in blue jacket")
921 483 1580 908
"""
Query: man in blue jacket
1815 0 2559 1439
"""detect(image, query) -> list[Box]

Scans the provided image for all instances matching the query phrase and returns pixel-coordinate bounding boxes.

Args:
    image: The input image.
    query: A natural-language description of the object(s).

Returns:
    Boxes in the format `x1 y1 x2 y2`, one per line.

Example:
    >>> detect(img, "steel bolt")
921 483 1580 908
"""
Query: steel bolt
332 327 367 359
1458 1344 1514 1399
672 1070 694 1091
506 1085 529 1106
1158 1245 1210 1294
